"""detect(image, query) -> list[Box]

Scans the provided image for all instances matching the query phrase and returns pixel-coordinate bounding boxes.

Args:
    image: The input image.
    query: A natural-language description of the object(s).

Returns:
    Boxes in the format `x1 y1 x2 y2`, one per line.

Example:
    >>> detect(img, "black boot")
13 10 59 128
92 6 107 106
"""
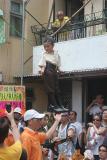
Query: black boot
55 93 68 111
60 105 68 111
48 104 64 113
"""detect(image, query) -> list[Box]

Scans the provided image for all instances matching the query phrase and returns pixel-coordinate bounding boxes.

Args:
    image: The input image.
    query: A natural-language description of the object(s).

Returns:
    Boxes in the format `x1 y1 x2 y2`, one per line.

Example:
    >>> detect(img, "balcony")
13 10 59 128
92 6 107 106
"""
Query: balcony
31 9 107 46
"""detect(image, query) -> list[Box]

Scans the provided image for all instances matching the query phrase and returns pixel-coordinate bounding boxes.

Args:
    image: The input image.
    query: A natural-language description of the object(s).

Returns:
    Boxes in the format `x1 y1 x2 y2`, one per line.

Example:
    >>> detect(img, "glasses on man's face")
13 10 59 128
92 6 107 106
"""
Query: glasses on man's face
93 119 100 122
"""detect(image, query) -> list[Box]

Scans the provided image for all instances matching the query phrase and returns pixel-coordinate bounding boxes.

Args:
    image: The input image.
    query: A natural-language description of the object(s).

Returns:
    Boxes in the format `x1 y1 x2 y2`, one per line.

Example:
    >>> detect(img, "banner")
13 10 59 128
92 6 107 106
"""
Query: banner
0 85 26 113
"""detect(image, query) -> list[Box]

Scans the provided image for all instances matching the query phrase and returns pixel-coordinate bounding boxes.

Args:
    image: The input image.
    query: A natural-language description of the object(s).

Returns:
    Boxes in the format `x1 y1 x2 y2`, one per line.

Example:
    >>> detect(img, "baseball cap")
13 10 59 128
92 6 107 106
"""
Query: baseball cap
14 107 22 114
24 109 45 121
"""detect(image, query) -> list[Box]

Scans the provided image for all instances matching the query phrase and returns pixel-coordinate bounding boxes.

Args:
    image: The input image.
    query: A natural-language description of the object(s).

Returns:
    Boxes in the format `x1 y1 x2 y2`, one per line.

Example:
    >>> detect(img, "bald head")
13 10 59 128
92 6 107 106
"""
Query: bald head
57 10 64 20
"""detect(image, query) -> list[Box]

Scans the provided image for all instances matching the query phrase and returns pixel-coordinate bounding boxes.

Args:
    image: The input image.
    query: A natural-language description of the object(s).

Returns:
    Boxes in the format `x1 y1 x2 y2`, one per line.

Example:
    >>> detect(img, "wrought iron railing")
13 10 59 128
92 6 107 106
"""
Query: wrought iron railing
31 9 107 45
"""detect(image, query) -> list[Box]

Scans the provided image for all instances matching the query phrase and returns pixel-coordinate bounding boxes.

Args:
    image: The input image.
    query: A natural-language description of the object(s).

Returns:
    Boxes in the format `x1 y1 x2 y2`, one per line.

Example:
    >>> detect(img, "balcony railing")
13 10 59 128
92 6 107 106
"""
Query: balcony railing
31 9 107 45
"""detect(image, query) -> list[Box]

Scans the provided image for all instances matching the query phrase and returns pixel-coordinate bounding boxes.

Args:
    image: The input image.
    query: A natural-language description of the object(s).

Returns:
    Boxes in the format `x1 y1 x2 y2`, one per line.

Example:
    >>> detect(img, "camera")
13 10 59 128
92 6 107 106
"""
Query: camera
5 104 11 113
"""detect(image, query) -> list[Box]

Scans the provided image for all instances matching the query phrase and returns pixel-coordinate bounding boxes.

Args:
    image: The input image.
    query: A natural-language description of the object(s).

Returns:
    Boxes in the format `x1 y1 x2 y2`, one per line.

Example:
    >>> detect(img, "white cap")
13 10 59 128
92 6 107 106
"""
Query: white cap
24 109 45 121
14 107 22 114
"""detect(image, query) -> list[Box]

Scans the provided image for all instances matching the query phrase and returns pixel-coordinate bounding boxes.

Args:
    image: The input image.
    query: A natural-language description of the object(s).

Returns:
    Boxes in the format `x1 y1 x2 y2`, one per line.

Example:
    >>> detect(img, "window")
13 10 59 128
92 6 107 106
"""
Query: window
10 0 22 37
105 0 107 8
26 88 34 110
59 79 72 108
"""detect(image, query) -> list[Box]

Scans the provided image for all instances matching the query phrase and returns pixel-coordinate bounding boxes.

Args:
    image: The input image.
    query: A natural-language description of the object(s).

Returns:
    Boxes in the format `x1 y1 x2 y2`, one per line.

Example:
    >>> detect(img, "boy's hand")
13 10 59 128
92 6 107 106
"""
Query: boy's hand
39 68 45 75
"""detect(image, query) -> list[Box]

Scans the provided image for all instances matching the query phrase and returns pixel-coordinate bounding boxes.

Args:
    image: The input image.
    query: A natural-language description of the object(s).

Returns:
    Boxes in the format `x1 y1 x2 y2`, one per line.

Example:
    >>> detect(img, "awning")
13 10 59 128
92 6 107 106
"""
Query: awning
14 68 107 82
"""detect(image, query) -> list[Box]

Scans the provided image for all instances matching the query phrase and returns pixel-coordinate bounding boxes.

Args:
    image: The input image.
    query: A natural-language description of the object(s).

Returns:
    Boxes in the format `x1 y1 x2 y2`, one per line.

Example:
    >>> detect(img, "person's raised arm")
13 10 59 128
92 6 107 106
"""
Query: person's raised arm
88 122 107 135
46 114 61 139
93 124 107 135
86 99 96 112
6 109 20 142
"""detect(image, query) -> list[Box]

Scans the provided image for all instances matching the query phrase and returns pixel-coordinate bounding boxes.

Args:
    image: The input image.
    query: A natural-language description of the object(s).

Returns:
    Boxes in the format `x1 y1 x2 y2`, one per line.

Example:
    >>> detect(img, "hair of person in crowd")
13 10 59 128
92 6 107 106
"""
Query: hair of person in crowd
92 113 102 121
99 144 107 150
0 116 10 144
68 110 77 117
24 120 28 127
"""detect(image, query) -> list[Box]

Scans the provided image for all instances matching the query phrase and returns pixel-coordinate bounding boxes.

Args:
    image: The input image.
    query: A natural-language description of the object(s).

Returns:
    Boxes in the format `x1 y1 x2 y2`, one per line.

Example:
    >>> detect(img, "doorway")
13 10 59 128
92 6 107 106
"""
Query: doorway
65 0 84 20
87 77 107 105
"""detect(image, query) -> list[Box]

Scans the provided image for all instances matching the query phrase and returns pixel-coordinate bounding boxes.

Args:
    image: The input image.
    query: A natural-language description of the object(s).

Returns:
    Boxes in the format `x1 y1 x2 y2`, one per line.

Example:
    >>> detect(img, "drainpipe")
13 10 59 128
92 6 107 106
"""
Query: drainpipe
21 0 25 85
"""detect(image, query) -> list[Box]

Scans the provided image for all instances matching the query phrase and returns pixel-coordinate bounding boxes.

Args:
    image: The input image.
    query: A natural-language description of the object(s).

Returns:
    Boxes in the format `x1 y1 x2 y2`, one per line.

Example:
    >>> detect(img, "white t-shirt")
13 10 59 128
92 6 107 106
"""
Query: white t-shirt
87 126 105 155
69 121 82 137
38 50 61 68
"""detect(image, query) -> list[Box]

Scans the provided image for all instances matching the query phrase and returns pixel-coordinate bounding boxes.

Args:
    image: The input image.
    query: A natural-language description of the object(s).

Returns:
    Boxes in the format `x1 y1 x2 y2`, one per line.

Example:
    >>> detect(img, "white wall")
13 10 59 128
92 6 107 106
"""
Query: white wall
72 80 82 122
33 34 107 75
84 0 103 14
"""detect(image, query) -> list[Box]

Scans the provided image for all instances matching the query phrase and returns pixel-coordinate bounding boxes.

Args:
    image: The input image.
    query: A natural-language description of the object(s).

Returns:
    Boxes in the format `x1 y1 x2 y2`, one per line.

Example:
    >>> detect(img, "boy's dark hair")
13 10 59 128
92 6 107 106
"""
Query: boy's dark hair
0 117 10 144
99 144 107 150
44 37 55 45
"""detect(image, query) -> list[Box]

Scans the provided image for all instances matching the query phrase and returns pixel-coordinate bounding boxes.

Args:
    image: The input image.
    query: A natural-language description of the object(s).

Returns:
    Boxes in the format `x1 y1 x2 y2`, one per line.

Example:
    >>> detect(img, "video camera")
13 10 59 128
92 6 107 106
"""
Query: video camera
43 136 72 156
5 104 11 113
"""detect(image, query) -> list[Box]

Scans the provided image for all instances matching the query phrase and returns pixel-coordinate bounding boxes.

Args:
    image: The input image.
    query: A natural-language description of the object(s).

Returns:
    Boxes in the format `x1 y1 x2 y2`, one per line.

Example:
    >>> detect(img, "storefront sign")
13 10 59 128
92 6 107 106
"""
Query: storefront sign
0 85 25 113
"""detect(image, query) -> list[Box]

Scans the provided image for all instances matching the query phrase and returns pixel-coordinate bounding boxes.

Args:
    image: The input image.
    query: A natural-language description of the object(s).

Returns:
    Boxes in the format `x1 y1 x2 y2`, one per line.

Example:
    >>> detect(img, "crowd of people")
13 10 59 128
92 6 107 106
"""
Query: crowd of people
0 103 107 160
